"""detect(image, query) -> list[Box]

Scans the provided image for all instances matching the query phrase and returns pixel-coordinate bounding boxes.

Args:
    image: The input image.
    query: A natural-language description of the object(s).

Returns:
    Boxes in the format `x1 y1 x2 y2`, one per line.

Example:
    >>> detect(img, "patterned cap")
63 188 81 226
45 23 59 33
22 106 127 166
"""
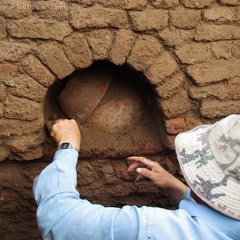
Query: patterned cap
175 114 240 220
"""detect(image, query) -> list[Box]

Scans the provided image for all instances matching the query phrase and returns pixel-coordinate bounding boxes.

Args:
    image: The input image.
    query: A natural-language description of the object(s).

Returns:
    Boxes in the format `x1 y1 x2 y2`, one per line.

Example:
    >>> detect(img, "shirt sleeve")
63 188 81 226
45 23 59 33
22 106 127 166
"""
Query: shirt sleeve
33 150 177 240
33 150 142 239
176 187 196 206
33 150 233 240
33 149 80 237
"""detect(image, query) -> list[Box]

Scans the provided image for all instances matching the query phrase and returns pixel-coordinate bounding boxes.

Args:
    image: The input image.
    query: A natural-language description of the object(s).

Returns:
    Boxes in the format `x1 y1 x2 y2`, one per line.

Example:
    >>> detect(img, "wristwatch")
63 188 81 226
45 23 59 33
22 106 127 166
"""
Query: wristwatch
57 142 78 152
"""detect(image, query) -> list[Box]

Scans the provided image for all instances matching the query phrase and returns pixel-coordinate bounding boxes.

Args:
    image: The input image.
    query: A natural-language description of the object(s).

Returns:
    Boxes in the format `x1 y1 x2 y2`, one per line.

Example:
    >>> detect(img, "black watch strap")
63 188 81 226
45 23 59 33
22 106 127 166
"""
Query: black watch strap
57 142 78 152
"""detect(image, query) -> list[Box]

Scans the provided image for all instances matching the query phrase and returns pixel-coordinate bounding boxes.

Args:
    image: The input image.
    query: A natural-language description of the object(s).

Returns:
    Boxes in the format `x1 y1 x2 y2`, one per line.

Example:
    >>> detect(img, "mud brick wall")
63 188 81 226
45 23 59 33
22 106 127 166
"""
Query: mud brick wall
0 0 240 239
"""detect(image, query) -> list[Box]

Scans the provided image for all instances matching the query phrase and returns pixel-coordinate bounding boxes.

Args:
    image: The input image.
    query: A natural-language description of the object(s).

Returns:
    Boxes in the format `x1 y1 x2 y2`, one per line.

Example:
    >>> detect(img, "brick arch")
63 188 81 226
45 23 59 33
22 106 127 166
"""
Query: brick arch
11 29 191 159
34 29 193 158
43 60 164 158
1 28 192 161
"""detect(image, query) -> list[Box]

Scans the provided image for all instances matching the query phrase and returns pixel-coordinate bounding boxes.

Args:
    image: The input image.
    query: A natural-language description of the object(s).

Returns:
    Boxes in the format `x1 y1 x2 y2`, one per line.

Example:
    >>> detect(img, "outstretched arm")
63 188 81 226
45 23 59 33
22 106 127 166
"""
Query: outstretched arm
127 156 188 203
33 119 82 237
33 119 142 240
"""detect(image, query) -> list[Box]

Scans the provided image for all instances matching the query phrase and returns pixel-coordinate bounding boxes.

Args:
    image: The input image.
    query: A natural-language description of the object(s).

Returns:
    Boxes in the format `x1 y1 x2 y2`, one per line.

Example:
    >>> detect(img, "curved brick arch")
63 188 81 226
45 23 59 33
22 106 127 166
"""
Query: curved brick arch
41 29 193 151
0 29 190 161
62 29 192 119
43 60 165 158
0 21 196 162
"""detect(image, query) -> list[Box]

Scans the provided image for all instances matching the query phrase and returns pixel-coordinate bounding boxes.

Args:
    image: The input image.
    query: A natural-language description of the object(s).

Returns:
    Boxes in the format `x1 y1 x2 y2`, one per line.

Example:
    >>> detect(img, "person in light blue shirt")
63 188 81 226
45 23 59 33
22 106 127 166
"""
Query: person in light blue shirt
33 115 240 240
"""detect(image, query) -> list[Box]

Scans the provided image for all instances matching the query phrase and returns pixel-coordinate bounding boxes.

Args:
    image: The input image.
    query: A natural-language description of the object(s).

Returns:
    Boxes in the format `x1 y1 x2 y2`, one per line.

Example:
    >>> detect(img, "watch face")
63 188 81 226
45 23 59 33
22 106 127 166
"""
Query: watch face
61 143 70 149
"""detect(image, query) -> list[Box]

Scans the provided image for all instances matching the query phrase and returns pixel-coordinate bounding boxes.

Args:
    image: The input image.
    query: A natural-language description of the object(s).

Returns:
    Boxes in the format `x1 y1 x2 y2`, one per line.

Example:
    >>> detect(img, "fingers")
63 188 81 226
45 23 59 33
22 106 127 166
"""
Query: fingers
47 118 81 150
50 119 77 133
47 120 54 133
127 156 163 183
47 118 64 134
127 162 143 173
49 119 65 137
127 156 156 169
136 167 161 183
135 172 145 181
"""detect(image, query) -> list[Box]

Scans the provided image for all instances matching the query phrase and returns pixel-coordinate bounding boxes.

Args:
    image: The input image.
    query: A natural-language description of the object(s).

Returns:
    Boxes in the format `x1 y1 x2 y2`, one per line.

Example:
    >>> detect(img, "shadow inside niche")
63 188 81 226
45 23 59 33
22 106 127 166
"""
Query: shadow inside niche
44 61 165 158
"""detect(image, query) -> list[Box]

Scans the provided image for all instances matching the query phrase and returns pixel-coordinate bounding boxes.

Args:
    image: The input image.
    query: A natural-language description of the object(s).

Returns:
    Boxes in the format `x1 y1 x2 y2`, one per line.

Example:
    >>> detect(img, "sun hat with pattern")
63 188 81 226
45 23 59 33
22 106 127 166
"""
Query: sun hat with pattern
175 114 240 220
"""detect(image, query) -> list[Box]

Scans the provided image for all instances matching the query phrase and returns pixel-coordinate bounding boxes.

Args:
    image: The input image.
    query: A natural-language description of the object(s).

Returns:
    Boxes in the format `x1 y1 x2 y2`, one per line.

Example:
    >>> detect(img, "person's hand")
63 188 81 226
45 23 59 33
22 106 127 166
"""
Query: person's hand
48 119 81 151
127 156 188 203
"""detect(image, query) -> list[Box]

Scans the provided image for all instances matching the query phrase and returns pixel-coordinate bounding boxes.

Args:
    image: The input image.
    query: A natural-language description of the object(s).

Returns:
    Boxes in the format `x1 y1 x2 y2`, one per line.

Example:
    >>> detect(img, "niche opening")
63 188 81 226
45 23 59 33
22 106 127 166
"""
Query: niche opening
44 61 164 158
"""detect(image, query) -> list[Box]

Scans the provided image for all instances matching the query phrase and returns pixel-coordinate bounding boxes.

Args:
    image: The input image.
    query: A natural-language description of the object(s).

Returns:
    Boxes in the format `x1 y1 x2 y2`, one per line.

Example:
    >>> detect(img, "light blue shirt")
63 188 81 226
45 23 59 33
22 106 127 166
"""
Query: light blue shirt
33 149 240 240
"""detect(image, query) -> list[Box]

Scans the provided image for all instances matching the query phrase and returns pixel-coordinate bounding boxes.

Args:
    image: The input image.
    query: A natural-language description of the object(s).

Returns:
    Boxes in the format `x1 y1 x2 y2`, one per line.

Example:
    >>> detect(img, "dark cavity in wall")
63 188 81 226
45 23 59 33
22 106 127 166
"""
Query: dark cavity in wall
44 61 164 159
